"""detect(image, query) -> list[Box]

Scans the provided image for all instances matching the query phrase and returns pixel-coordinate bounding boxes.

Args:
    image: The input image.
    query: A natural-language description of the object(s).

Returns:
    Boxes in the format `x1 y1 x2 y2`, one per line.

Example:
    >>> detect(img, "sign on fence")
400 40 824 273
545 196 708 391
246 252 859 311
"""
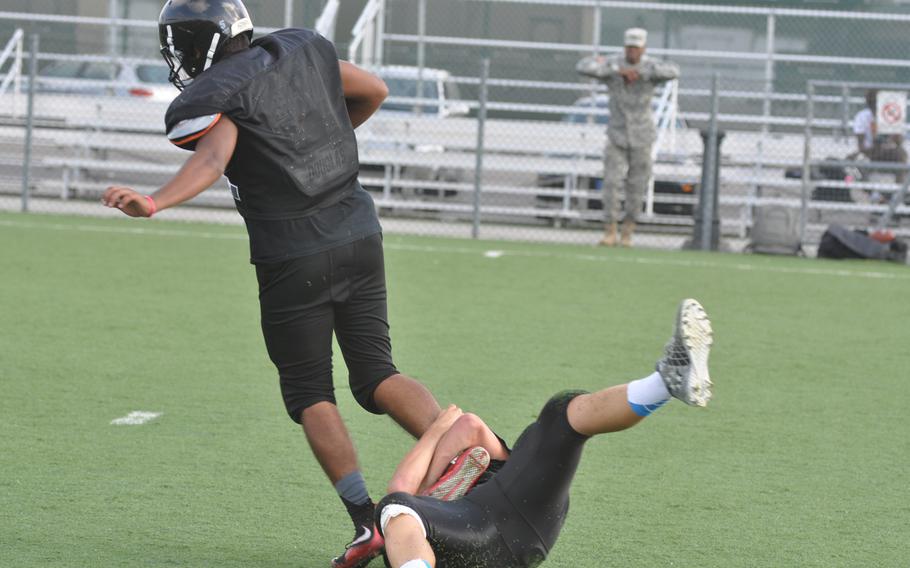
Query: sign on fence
876 90 907 135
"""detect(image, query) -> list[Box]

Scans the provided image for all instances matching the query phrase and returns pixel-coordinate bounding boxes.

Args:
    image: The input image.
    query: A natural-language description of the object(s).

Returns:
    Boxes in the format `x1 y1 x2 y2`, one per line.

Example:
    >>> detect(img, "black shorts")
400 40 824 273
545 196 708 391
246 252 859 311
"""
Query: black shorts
255 233 399 422
376 391 590 568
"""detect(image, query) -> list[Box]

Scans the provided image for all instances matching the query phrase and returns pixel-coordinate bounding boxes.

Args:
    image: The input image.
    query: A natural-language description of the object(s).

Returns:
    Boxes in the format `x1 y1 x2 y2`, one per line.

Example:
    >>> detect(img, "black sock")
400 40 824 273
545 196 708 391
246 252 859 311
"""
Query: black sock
341 496 375 530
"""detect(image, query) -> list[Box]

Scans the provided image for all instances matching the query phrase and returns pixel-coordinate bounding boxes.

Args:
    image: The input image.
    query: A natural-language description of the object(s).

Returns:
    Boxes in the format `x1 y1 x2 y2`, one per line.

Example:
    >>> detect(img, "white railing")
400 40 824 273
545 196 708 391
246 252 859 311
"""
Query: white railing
648 80 680 215
314 0 340 42
358 0 910 134
0 28 24 116
653 80 679 158
348 0 384 65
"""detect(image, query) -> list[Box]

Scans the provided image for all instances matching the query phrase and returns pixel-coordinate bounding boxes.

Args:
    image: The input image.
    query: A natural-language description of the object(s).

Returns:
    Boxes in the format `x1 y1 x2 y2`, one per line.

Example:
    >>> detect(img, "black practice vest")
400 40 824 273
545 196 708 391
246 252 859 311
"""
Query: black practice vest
165 29 360 221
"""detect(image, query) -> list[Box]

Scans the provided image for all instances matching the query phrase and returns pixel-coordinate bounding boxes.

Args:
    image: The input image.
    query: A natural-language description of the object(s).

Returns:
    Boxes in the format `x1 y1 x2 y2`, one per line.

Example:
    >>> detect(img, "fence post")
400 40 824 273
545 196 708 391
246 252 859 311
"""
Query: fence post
879 174 909 230
13 30 22 117
693 73 723 251
376 0 387 66
800 81 815 245
473 58 490 240
589 0 602 109
108 0 119 58
22 34 38 213
284 0 294 28
416 0 426 116
840 83 850 139
745 11 775 237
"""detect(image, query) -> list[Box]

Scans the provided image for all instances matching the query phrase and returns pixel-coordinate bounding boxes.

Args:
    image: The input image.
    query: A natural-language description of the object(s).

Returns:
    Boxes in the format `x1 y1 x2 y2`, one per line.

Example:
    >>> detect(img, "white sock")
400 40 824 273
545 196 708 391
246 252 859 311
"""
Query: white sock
627 372 670 417
400 560 432 568
380 504 427 539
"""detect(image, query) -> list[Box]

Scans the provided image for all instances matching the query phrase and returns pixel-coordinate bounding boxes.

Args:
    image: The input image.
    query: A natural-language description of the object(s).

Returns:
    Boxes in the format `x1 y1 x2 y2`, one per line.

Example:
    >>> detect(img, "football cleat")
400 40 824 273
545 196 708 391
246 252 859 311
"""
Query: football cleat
330 524 384 568
422 446 491 501
656 298 714 407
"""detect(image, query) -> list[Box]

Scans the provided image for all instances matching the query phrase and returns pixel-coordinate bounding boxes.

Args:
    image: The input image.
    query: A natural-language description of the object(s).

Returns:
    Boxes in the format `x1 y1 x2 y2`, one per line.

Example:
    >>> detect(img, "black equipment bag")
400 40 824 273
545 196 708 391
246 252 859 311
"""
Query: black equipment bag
817 224 908 263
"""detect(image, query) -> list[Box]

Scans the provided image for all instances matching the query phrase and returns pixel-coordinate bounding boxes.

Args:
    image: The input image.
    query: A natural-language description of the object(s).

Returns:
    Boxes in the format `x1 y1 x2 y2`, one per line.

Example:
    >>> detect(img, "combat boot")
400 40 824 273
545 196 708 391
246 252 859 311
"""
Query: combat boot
620 220 636 247
599 223 618 246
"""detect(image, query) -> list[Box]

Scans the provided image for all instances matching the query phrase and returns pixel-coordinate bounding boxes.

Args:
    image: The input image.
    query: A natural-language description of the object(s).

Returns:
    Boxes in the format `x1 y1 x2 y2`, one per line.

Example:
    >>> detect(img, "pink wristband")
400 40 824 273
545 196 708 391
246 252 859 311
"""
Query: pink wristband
144 195 157 217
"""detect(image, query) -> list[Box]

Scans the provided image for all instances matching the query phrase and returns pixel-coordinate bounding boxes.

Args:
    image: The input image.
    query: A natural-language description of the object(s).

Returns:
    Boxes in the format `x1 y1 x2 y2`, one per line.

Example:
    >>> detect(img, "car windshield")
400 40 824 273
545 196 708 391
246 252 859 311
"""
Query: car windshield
381 76 439 114
136 65 171 84
444 79 461 104
81 63 118 80
40 61 83 78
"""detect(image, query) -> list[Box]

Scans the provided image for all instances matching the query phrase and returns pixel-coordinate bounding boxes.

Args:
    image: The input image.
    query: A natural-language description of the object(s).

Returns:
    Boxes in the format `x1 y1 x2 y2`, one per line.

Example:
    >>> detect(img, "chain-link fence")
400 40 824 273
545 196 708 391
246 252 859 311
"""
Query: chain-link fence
2 0 910 253
799 80 910 241
0 1 327 55
0 1 331 226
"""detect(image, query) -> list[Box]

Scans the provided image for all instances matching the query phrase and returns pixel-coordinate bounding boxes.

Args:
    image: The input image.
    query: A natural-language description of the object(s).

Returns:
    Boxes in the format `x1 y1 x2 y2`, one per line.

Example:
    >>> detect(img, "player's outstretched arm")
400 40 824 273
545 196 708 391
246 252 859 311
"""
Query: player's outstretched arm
339 60 388 129
102 116 238 217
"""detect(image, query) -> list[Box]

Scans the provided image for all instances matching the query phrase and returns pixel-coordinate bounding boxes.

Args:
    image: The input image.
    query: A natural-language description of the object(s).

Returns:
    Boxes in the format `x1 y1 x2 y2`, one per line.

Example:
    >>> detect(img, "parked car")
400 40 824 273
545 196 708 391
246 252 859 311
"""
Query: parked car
374 65 469 118
360 66 470 198
36 59 177 101
537 93 696 217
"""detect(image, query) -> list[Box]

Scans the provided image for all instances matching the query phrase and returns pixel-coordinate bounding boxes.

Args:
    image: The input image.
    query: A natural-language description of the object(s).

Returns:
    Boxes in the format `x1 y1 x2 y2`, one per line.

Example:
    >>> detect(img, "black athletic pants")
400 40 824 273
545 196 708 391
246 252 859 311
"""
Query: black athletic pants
255 233 399 422
377 390 590 568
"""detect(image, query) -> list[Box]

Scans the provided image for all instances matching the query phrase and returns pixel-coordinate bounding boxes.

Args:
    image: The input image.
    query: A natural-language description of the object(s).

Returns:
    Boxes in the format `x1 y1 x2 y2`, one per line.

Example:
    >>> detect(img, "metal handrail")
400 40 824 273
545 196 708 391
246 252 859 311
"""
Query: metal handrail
348 0 383 65
0 28 24 97
653 80 678 156
314 0 340 41
647 80 680 215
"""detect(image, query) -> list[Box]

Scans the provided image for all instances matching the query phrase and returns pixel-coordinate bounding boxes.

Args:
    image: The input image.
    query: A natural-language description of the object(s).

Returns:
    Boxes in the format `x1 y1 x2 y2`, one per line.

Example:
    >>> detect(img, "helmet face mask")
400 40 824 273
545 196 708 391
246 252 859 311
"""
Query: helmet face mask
158 0 253 90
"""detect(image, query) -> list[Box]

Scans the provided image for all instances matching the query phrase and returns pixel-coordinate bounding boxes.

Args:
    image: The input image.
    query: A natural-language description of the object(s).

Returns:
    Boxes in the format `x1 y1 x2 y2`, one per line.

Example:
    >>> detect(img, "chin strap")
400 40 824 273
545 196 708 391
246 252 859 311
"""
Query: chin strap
165 24 176 55
202 33 220 72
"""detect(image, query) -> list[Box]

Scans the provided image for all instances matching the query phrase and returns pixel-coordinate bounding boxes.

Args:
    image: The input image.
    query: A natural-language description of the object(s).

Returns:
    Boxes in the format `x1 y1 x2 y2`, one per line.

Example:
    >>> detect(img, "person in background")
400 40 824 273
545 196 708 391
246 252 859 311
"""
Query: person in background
577 28 679 247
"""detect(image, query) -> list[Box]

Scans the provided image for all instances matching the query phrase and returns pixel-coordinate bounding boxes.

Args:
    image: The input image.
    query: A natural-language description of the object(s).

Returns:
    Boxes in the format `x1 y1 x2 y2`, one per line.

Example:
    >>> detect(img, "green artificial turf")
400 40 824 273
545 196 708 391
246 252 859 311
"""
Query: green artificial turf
1 212 908 567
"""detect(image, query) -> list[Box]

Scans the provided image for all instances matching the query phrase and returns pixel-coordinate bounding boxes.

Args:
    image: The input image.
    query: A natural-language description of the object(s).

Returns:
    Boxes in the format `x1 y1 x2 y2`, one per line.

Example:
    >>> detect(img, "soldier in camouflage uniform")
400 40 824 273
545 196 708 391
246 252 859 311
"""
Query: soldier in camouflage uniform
576 28 679 247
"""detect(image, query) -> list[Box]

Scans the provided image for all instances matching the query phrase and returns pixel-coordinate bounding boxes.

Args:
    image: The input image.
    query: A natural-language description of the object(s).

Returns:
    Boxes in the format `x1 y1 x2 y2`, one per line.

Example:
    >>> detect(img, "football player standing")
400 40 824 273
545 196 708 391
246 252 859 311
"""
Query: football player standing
102 2 441 566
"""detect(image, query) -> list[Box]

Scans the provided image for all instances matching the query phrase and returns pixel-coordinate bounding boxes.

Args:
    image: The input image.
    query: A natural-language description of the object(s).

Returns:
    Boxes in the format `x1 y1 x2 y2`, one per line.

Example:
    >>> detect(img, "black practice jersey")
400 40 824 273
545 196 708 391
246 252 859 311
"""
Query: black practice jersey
164 28 380 263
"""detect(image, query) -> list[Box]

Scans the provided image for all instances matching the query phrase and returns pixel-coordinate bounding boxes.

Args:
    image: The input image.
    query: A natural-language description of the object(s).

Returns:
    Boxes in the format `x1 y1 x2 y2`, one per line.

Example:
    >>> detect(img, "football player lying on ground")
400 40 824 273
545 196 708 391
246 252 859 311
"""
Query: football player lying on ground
376 299 714 568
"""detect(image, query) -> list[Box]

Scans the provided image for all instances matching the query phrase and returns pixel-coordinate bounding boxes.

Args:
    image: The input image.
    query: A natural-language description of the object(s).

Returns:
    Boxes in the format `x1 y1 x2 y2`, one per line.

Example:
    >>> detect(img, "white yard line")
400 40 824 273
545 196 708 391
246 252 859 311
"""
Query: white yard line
1 217 908 281
0 218 247 241
110 411 162 426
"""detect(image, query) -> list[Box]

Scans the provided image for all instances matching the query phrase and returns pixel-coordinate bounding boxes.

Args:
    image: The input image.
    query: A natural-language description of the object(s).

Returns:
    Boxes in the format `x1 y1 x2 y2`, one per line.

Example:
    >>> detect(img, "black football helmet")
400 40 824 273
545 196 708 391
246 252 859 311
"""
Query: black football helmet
158 0 254 90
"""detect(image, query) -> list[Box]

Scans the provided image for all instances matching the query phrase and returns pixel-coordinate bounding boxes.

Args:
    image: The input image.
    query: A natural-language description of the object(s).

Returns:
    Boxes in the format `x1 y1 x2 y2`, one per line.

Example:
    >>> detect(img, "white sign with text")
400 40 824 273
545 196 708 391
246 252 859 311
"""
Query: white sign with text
876 90 907 135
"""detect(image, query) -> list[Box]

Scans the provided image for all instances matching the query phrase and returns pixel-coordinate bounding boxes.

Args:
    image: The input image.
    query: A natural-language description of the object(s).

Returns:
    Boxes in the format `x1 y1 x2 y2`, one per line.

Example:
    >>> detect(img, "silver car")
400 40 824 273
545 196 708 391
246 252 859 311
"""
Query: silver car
36 59 177 102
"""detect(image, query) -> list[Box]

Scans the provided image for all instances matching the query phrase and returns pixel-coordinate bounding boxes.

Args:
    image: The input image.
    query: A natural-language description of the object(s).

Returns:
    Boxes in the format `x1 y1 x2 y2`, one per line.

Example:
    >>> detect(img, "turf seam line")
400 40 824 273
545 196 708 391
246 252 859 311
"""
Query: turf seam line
110 411 163 426
2 218 908 281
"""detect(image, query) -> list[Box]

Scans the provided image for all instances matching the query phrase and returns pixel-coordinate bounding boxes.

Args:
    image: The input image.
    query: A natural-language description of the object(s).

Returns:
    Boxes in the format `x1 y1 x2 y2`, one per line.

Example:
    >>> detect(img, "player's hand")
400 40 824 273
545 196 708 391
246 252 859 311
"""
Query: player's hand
620 68 640 84
102 186 154 218
431 404 463 433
